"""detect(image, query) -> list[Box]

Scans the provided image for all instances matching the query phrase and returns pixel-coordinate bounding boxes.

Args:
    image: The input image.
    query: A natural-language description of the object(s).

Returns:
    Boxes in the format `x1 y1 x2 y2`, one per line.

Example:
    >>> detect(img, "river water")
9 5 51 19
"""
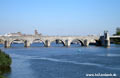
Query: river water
0 43 120 78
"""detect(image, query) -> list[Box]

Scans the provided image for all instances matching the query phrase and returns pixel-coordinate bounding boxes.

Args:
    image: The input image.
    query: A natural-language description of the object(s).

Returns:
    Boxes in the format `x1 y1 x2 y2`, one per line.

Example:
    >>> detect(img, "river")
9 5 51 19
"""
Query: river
0 43 120 78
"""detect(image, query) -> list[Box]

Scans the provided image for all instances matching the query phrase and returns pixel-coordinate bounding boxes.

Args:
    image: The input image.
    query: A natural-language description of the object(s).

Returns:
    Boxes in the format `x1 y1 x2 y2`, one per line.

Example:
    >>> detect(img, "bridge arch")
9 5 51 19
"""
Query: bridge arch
31 39 45 47
0 39 4 47
0 39 4 44
70 39 84 46
11 39 25 43
50 39 65 47
10 39 25 47
88 39 97 45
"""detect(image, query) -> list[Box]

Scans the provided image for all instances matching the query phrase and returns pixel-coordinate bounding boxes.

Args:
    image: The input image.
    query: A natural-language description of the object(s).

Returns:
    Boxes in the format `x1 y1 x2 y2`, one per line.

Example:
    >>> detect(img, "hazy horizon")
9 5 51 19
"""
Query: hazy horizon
0 0 120 36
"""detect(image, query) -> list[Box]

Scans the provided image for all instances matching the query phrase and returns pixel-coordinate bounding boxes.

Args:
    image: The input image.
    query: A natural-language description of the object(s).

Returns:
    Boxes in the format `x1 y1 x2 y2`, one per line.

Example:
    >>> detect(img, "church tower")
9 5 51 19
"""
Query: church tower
35 29 38 35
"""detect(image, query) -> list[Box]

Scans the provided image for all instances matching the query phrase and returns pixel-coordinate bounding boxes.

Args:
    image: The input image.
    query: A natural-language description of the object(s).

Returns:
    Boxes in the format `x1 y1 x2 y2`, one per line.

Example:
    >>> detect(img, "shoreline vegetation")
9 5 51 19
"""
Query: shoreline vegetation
0 49 12 78
114 28 120 44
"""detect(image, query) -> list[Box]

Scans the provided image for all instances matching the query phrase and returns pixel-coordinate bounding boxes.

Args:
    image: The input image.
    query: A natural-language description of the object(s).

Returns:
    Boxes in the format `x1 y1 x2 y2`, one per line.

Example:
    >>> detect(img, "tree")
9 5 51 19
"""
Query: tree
116 32 120 35
116 27 120 35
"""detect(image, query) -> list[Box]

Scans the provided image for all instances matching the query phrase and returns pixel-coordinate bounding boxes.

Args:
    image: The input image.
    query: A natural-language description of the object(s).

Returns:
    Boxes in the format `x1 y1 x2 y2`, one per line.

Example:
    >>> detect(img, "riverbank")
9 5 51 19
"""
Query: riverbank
0 50 12 78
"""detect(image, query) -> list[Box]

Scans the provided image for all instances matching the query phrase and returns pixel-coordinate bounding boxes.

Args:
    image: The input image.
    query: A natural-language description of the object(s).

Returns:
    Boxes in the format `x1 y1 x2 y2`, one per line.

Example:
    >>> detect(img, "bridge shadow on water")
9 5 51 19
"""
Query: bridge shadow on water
1 43 119 49
0 43 99 49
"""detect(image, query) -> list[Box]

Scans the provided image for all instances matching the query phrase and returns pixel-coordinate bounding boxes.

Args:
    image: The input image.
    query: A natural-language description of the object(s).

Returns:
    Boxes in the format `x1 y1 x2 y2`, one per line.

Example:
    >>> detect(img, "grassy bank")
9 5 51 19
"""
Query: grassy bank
0 49 12 78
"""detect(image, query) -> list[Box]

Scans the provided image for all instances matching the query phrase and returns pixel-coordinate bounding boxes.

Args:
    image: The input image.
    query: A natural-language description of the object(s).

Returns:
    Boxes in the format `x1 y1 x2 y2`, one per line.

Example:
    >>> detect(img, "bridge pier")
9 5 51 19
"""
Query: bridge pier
44 40 50 47
65 40 71 47
104 39 110 47
4 40 11 48
100 31 110 47
24 40 31 47
84 40 89 47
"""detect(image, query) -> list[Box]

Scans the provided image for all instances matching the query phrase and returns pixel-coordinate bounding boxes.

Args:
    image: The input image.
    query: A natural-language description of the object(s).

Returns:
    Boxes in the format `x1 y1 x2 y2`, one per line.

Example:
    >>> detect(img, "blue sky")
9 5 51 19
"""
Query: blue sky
0 0 120 35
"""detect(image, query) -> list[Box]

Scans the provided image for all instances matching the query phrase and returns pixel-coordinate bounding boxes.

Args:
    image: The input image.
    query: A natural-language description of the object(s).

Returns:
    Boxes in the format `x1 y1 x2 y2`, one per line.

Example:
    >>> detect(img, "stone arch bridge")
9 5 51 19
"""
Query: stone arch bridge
0 35 99 48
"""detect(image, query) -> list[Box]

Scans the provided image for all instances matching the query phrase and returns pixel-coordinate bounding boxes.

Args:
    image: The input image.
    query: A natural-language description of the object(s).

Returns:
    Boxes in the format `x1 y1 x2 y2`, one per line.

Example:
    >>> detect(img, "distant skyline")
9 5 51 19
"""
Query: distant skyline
0 0 120 36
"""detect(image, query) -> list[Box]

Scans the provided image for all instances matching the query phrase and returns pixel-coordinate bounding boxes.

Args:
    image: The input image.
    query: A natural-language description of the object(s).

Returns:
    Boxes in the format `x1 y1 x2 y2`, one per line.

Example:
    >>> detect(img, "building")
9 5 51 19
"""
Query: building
35 29 38 35
34 30 42 36
4 32 22 36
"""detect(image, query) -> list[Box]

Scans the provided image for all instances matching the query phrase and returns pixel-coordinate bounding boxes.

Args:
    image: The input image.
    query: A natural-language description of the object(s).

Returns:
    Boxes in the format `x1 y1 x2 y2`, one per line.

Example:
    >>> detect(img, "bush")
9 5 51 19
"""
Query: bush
0 49 12 77
0 50 12 67
116 32 120 35
0 75 5 78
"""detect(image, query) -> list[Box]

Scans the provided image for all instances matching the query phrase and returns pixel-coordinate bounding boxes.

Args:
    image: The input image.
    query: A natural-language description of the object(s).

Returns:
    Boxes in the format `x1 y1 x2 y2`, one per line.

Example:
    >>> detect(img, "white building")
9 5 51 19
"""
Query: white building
4 32 22 36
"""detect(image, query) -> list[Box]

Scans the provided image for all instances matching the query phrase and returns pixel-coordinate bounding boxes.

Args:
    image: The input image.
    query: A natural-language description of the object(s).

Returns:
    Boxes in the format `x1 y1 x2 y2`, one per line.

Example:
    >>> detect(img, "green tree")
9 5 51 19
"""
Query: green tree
116 32 120 35
0 49 12 78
